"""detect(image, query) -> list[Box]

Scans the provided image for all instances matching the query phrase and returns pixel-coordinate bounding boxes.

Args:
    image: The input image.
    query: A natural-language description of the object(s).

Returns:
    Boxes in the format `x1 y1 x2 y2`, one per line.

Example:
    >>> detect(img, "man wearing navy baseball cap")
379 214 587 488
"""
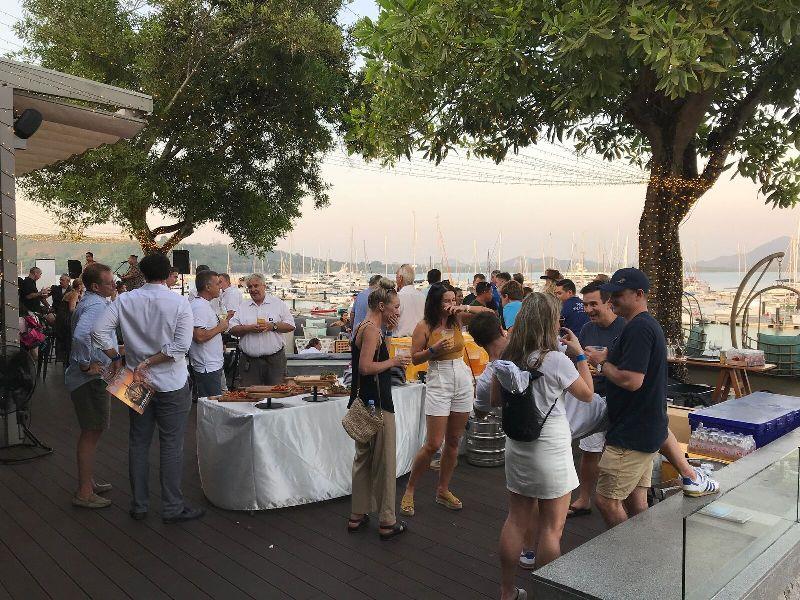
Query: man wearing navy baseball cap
584 268 716 528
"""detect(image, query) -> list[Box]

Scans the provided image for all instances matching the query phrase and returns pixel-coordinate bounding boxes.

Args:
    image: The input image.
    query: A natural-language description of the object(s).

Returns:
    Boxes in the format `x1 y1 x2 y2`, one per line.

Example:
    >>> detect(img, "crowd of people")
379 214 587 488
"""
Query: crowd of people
17 251 282 522
17 250 722 599
345 263 720 600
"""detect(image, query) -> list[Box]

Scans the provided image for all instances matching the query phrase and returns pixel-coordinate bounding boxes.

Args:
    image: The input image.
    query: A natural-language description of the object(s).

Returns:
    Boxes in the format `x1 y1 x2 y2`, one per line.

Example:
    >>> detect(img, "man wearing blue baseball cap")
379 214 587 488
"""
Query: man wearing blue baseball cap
584 268 716 528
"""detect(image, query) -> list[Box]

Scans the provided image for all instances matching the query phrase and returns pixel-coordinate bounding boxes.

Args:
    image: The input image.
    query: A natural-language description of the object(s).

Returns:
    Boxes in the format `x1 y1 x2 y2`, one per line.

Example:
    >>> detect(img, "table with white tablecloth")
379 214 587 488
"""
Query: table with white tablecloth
196 383 427 510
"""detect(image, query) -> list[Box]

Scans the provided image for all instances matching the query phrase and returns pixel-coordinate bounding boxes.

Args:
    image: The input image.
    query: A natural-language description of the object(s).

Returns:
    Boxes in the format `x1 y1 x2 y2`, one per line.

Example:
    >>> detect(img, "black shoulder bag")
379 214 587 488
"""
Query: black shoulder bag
500 368 558 442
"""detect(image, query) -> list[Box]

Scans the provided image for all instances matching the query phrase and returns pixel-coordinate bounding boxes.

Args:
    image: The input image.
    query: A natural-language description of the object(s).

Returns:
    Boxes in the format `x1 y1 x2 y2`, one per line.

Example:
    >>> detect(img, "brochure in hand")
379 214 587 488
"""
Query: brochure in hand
103 366 154 414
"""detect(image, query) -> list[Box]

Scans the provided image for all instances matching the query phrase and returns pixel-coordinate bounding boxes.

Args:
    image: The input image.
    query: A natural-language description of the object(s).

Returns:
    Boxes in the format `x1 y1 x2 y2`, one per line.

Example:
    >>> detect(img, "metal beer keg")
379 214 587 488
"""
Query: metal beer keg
466 414 505 467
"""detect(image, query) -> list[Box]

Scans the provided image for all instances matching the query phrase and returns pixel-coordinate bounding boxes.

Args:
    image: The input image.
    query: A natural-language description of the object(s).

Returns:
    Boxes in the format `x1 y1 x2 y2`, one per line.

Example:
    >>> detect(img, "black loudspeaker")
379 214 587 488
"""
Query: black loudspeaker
172 250 190 274
14 108 42 139
67 260 83 278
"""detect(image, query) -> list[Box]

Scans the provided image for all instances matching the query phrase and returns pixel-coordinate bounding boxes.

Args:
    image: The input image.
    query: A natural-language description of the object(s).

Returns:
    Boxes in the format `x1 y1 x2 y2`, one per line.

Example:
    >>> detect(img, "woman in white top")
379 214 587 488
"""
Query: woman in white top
491 292 593 600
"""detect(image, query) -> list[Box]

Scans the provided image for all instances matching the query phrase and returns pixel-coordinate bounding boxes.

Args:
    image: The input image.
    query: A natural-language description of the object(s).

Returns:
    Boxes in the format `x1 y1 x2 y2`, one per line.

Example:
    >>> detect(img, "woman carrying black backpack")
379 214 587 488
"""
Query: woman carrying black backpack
491 292 594 600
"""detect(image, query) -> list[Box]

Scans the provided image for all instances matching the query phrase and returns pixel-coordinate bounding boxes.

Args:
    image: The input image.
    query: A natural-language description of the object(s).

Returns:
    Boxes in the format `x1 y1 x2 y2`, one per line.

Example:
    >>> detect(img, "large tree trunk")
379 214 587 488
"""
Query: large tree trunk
130 215 195 255
638 167 704 345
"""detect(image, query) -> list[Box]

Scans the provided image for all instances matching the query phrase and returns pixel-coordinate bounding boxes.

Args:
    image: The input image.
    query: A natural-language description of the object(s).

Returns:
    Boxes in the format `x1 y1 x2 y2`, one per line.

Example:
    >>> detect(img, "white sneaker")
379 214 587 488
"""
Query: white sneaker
518 550 536 570
682 469 720 497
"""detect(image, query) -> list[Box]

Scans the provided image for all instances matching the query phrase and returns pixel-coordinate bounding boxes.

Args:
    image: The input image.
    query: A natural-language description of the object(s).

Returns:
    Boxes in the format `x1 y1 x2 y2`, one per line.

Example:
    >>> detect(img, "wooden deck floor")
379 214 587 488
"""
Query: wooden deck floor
0 368 607 600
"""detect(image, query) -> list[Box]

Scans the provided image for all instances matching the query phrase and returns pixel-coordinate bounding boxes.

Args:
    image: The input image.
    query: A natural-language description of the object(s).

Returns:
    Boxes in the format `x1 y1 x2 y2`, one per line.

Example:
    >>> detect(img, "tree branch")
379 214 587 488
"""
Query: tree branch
159 221 195 253
161 57 203 116
623 69 665 162
671 89 714 164
151 220 188 236
702 47 799 184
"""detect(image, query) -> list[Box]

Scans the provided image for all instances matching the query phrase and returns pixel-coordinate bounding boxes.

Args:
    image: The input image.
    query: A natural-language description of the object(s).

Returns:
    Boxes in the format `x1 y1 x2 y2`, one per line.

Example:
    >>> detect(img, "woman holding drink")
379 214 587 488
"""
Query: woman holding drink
400 283 493 516
348 279 411 539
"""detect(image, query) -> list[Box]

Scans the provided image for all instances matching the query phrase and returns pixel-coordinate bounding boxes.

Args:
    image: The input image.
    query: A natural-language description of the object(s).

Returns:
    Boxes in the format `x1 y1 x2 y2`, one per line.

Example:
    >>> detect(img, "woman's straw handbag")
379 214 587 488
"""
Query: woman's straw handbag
341 325 384 443
341 395 383 444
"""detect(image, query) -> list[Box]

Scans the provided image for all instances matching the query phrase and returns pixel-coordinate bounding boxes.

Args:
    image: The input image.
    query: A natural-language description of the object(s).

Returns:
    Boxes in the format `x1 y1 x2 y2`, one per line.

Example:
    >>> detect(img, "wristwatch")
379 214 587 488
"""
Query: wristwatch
110 354 123 362
596 361 604 374
272 323 278 331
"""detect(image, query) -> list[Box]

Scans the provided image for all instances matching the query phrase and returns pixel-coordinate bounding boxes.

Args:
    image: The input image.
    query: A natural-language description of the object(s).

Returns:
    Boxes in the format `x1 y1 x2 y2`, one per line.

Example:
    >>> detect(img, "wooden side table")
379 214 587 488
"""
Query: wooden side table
668 358 777 403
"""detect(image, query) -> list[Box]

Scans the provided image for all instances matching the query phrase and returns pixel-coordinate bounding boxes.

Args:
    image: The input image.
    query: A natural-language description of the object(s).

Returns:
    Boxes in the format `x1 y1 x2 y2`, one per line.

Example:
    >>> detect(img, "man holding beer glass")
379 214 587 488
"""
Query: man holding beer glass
229 274 296 386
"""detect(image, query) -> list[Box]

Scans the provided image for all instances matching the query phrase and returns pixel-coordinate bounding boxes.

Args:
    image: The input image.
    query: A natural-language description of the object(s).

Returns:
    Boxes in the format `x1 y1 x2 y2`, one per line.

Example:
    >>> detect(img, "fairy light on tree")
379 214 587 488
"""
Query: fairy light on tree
347 1 800 344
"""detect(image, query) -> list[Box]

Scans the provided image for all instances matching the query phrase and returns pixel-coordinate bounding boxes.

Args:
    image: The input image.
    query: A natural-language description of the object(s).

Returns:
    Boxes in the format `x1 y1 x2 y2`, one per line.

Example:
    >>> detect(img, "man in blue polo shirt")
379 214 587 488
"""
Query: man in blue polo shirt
555 279 589 333
350 274 382 337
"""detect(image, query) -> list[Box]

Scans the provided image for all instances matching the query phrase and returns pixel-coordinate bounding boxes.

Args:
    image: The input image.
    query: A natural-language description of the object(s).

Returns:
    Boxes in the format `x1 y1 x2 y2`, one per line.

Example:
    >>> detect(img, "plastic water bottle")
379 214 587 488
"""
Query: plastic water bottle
367 399 377 417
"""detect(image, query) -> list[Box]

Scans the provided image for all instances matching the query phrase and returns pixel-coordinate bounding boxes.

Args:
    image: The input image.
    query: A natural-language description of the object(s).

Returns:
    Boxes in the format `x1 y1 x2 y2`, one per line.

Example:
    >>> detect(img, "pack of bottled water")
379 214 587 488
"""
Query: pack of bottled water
688 422 757 461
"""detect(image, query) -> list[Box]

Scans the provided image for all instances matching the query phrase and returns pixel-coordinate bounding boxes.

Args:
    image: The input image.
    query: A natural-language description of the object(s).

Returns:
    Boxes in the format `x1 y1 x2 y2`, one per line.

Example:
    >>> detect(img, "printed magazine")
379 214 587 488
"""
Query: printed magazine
103 367 154 414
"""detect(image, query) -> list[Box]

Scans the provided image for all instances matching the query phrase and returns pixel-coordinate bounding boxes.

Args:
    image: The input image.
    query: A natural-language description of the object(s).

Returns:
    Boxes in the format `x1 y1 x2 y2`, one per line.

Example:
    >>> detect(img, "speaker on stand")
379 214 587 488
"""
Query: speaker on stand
172 250 190 296
67 260 83 279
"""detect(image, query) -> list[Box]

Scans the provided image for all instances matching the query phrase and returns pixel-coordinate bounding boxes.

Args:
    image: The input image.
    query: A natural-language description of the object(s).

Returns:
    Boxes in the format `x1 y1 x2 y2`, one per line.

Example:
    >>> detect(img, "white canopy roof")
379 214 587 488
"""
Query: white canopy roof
0 58 152 174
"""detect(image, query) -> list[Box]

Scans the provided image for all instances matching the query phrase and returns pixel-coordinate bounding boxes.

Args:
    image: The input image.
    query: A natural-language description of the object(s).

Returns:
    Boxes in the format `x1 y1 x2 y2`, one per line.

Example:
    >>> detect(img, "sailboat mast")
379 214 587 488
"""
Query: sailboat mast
412 211 417 268
497 232 502 270
384 235 388 276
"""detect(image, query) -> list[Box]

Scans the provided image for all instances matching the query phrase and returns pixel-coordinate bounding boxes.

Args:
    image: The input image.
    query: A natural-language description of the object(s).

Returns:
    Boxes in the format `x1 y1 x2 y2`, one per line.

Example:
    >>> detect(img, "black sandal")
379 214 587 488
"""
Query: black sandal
347 514 369 532
379 520 408 540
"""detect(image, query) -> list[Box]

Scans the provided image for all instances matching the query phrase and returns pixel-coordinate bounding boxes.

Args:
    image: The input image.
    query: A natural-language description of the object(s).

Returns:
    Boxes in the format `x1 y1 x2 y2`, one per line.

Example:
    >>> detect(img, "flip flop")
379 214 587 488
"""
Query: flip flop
566 505 592 518
379 520 408 540
347 514 369 532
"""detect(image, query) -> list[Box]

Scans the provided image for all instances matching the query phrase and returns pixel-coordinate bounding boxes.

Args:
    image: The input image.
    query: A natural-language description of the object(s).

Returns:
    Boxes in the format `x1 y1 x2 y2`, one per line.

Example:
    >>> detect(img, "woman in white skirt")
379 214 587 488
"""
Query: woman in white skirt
401 283 493 516
491 292 594 600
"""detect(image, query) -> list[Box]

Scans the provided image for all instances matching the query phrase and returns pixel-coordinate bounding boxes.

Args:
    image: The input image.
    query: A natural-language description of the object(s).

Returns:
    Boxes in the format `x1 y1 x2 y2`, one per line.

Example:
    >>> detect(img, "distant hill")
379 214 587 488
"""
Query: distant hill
18 234 794 279
16 236 356 276
695 236 792 271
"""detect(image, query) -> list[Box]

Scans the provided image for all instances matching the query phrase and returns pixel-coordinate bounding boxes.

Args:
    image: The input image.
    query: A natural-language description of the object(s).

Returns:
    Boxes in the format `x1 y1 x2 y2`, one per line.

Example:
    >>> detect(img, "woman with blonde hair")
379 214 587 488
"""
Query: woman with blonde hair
347 278 412 540
400 282 494 516
492 292 594 600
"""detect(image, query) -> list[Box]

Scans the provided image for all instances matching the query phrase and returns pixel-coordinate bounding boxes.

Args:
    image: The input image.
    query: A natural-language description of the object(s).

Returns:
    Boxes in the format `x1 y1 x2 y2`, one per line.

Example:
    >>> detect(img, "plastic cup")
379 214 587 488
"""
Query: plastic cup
257 317 267 326
440 328 454 341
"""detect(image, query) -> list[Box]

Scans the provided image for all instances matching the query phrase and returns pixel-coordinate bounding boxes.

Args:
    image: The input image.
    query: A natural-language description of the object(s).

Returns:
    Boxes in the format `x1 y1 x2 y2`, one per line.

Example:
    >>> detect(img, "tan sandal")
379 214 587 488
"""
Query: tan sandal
400 493 415 516
435 490 463 511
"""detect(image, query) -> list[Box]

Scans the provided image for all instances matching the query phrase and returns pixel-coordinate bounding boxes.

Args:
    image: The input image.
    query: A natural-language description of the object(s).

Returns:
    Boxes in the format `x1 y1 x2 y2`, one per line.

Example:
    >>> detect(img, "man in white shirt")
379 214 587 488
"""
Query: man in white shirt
189 270 229 397
219 273 242 318
229 273 296 386
92 252 204 525
394 264 425 337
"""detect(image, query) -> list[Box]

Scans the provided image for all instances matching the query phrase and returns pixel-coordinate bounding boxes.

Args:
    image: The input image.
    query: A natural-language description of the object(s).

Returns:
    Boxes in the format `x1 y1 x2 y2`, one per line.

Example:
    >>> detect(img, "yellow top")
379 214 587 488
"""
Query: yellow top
428 325 465 361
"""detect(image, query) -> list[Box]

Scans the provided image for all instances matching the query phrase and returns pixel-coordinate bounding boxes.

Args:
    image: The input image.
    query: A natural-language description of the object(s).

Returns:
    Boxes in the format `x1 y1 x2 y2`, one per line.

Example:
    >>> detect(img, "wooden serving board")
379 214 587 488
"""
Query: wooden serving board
293 376 338 387
246 385 304 398
215 394 254 403
247 391 298 399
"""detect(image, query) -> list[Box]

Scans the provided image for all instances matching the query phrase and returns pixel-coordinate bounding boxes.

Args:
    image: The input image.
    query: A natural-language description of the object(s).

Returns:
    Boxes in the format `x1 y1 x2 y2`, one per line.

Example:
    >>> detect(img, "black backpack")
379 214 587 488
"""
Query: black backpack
500 367 558 442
